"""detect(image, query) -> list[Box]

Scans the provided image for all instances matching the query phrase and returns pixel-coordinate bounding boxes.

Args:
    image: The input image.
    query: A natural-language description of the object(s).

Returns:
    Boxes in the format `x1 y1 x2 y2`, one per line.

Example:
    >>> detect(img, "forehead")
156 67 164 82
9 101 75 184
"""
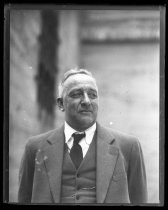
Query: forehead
63 74 98 92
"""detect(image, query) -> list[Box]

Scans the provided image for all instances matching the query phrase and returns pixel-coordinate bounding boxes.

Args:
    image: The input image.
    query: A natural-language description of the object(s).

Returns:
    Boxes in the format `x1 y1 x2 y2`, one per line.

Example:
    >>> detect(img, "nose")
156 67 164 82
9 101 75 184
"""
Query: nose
81 92 91 106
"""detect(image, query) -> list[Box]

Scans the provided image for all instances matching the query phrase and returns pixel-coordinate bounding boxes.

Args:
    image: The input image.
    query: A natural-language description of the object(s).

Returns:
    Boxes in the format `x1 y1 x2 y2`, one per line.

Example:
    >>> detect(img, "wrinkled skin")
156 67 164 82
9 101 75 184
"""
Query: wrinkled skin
58 74 99 131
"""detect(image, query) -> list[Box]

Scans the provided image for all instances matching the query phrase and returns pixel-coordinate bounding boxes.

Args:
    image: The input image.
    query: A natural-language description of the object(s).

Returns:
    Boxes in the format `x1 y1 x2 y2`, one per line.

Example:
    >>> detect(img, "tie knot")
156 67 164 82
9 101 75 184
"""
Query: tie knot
72 132 86 144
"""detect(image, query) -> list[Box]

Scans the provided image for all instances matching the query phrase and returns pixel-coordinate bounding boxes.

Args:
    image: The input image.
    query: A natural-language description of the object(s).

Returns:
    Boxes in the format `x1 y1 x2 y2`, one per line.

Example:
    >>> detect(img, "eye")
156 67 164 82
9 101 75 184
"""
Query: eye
88 91 98 99
69 91 82 98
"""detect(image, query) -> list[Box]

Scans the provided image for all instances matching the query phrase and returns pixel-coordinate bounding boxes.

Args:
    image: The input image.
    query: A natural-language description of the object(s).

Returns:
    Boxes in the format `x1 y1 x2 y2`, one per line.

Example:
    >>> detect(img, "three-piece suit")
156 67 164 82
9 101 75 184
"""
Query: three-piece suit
18 123 147 204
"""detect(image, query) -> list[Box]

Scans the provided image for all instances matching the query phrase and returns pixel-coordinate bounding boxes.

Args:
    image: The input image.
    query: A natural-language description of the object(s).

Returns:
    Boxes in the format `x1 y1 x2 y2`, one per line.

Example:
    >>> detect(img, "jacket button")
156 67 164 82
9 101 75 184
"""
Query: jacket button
76 195 80 200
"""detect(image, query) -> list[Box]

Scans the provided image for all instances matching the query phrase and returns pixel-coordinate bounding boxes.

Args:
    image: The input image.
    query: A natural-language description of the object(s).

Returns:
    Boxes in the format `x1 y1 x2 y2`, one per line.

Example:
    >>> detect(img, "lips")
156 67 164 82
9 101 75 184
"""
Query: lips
79 110 92 113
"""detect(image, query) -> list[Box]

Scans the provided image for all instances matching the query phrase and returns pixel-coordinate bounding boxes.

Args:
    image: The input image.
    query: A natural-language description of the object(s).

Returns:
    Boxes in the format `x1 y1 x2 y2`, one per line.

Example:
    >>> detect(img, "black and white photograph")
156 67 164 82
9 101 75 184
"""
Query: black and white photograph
4 5 165 205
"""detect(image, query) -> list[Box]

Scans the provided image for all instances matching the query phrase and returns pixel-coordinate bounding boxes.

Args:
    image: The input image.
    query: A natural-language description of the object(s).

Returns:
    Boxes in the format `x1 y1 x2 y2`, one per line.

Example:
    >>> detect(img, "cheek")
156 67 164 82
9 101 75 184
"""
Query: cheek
64 99 79 111
92 100 99 110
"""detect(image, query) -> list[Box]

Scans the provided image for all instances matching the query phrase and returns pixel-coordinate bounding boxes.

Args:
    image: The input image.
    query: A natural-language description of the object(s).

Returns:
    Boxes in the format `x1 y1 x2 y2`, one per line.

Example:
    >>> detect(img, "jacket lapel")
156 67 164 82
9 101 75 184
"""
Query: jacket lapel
41 125 65 203
39 123 119 203
96 123 119 203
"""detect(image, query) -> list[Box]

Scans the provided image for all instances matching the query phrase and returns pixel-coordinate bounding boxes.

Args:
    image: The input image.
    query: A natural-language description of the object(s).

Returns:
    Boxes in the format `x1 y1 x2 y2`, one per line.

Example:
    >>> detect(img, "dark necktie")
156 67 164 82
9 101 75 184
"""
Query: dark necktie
70 132 86 169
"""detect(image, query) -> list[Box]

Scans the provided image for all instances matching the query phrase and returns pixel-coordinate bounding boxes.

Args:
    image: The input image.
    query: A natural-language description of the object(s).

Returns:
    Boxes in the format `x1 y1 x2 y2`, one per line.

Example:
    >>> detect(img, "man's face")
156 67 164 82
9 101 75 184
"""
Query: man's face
61 74 99 131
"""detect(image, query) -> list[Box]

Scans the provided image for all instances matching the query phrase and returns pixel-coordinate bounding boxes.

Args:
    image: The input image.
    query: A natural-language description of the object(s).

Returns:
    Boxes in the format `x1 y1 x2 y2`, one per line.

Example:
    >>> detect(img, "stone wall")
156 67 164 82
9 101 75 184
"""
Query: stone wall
9 9 80 202
80 10 160 203
9 10 41 201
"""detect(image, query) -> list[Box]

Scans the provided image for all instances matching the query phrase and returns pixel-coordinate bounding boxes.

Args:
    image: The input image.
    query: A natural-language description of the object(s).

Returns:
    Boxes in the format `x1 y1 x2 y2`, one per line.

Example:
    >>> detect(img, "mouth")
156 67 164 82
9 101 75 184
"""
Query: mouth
79 110 92 114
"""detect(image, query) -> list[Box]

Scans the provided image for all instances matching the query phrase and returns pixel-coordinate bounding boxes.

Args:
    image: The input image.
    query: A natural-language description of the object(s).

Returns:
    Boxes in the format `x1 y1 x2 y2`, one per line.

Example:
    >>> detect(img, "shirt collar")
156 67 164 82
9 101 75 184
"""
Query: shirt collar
64 121 96 144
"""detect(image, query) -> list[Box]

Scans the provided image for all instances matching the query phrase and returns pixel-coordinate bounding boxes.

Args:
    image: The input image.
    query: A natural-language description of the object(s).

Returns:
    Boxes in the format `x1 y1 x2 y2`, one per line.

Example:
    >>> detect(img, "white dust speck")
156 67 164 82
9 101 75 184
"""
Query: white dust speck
44 156 48 160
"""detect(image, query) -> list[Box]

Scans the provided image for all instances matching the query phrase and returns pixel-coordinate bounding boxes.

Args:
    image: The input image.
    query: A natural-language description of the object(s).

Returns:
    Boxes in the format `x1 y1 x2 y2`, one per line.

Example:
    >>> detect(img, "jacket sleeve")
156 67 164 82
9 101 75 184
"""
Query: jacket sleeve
128 140 148 203
18 141 35 203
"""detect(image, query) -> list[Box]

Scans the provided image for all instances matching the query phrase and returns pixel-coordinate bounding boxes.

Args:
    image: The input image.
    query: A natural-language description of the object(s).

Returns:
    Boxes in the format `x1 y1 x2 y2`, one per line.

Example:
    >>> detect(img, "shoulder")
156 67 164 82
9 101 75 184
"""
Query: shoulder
25 126 63 153
103 126 144 172
103 125 139 145
100 125 141 159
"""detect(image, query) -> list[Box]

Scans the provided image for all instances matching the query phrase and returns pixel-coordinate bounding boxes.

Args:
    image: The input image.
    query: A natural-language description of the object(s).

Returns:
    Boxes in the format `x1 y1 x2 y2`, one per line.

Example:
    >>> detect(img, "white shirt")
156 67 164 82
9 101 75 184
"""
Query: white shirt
64 121 96 158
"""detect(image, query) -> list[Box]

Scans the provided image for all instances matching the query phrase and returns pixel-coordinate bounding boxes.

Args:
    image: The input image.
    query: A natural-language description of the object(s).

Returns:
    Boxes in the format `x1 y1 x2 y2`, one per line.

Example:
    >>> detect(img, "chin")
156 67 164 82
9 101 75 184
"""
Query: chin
78 118 95 129
68 114 97 130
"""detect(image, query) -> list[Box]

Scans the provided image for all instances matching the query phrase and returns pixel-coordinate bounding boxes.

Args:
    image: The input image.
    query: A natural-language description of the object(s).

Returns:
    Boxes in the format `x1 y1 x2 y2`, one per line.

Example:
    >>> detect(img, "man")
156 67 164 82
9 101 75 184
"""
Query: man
18 68 148 204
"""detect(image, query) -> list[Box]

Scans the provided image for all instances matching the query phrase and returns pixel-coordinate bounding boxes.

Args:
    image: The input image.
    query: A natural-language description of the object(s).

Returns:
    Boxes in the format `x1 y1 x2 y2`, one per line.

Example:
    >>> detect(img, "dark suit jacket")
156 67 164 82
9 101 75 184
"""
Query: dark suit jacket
18 123 148 204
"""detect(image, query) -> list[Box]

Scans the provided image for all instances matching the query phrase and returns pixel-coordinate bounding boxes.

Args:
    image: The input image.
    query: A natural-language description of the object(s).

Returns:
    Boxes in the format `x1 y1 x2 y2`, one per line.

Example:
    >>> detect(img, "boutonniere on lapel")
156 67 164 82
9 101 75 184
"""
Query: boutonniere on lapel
108 139 118 156
35 149 48 172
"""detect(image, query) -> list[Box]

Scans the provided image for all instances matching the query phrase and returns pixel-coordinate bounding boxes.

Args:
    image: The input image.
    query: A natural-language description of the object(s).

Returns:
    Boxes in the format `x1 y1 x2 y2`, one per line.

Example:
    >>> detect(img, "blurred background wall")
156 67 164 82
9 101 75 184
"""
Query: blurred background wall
9 9 160 203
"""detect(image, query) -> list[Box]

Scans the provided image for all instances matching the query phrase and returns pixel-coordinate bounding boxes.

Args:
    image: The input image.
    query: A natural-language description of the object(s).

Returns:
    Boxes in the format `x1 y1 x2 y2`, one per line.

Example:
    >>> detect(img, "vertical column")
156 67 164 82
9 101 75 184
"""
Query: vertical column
36 10 59 132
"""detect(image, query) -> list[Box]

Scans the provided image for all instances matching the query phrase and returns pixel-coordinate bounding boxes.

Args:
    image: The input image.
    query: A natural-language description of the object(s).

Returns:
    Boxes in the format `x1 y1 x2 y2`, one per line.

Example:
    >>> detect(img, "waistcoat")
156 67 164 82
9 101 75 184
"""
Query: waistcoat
60 133 97 203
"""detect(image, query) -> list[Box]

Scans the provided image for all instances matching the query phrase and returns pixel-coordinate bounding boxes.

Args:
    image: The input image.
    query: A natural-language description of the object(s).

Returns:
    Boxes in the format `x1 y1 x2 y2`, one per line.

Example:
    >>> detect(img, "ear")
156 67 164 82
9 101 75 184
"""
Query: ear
57 98 65 112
